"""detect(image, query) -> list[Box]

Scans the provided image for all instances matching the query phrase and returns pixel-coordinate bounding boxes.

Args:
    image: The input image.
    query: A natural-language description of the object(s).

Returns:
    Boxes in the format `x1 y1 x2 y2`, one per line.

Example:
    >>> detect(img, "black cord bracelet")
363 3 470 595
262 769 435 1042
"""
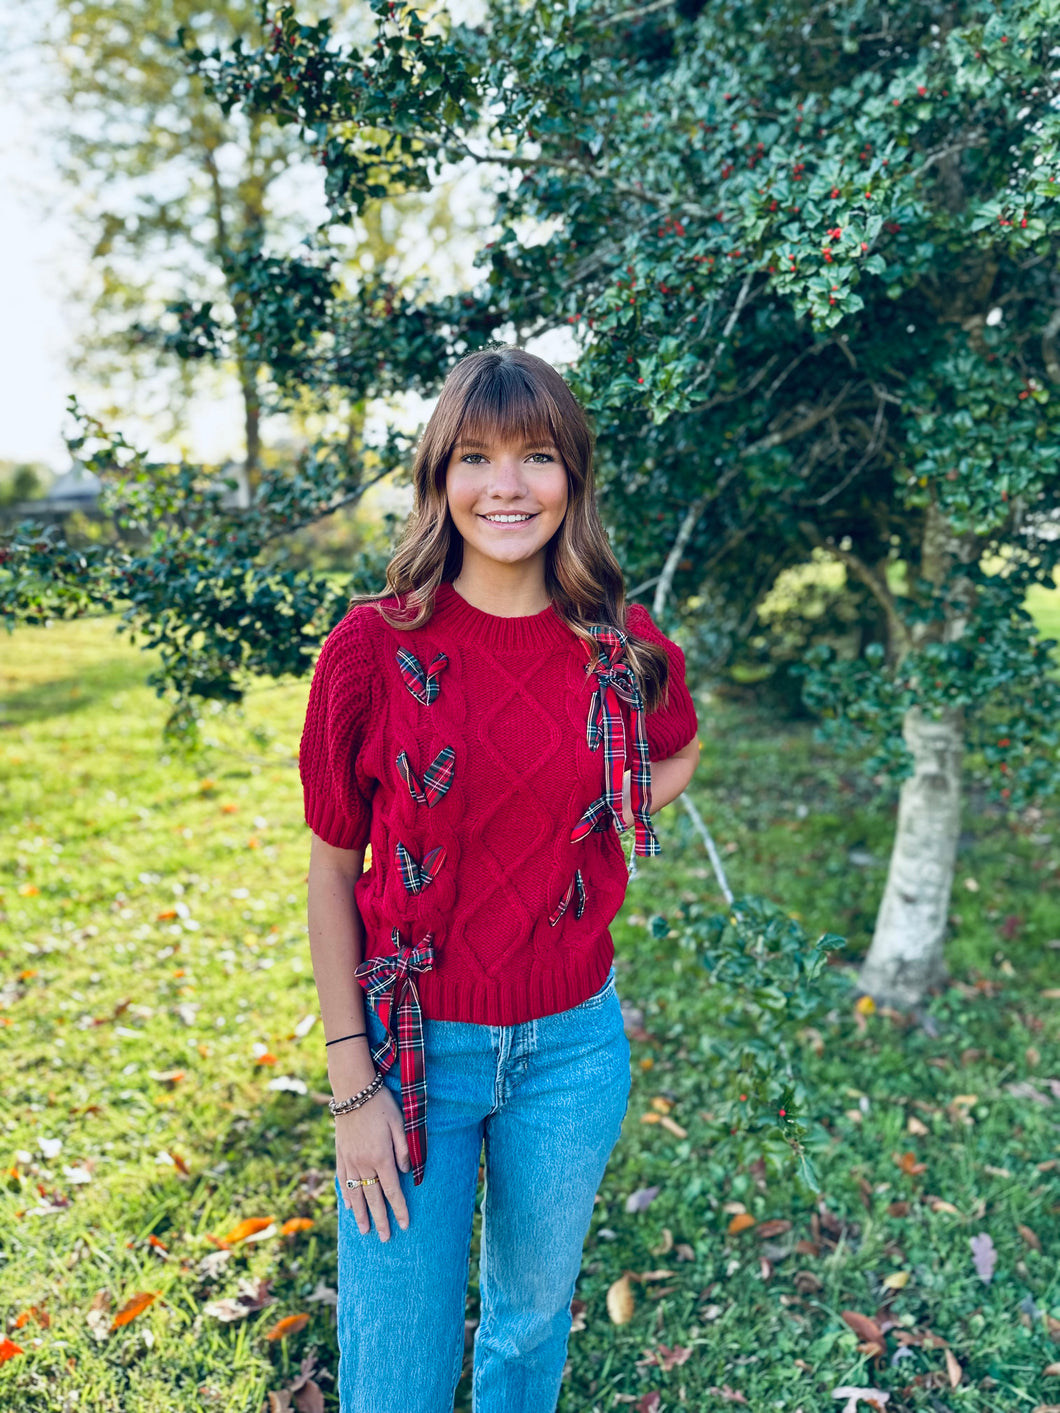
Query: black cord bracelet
325 1031 368 1048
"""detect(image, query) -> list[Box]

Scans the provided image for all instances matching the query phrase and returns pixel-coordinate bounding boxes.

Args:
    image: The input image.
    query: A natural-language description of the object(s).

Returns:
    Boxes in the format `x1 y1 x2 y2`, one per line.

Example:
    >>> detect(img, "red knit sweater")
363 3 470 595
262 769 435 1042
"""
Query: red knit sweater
299 580 698 1025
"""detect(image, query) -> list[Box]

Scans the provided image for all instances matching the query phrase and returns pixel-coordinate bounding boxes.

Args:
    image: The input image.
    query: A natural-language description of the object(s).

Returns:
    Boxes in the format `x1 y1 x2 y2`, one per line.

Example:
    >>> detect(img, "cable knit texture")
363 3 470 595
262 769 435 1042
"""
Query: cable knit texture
299 579 698 1025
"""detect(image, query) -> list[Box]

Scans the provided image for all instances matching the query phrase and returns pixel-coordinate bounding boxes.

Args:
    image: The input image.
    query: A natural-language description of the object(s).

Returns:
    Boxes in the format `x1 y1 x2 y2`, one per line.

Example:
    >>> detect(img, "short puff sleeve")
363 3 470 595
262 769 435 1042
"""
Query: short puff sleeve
625 602 699 761
298 608 377 851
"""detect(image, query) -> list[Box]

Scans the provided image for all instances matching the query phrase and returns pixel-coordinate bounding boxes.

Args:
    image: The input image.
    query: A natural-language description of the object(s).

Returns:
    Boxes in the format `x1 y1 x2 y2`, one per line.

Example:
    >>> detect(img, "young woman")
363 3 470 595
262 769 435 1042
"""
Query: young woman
299 346 700 1413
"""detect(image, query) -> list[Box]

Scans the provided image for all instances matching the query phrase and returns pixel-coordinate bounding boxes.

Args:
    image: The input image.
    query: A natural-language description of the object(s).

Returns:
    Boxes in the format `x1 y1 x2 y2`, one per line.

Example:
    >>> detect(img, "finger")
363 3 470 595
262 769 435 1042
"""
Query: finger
361 1177 392 1242
377 1158 410 1232
340 1171 371 1232
389 1113 412 1174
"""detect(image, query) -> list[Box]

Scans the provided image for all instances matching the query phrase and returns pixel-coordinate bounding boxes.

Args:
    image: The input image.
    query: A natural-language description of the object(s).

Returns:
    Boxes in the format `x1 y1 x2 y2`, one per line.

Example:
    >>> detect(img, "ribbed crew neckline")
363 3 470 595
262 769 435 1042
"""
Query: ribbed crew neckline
432 579 573 651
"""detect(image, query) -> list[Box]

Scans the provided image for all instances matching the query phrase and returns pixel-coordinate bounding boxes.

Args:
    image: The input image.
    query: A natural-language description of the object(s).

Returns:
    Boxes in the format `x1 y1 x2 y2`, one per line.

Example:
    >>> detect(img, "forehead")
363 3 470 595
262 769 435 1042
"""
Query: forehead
454 375 559 451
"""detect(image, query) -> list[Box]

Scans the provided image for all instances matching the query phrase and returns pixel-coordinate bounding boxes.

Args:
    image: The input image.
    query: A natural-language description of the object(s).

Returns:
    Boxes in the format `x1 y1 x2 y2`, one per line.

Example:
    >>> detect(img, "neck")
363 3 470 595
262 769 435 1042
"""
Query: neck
451 550 551 617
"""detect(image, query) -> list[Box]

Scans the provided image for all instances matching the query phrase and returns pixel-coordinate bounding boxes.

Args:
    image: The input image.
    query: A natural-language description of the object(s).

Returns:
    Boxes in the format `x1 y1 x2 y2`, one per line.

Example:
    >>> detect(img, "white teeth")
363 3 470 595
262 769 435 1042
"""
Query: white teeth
483 513 534 523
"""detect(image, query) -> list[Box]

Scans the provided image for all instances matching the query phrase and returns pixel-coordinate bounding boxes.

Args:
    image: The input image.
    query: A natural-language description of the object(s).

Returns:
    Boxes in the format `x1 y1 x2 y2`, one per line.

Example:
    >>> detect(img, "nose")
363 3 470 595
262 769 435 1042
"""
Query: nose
484 453 530 500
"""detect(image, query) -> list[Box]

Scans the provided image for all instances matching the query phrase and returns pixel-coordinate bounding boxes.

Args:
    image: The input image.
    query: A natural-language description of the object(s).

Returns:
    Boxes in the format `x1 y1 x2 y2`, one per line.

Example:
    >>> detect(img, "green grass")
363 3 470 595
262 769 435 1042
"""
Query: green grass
1 617 1058 1413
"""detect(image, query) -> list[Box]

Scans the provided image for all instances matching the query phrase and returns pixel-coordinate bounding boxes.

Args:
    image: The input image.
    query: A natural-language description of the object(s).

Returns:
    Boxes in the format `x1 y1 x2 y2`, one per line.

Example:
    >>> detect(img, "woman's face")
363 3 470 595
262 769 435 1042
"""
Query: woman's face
444 431 569 573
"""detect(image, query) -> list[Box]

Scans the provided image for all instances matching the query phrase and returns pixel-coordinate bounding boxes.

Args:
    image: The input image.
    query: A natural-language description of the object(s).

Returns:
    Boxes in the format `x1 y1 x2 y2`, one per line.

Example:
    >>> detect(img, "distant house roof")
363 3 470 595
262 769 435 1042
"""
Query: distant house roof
43 466 103 511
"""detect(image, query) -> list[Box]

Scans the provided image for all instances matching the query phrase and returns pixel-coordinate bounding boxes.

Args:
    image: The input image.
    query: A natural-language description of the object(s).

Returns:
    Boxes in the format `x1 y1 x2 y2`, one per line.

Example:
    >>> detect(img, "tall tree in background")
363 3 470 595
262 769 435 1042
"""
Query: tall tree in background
5 0 1060 1009
45 0 464 482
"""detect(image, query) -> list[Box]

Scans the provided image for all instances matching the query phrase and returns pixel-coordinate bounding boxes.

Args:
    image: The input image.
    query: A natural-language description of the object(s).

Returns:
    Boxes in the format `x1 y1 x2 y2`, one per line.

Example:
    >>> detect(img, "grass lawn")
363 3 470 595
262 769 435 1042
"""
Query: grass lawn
1 615 1058 1413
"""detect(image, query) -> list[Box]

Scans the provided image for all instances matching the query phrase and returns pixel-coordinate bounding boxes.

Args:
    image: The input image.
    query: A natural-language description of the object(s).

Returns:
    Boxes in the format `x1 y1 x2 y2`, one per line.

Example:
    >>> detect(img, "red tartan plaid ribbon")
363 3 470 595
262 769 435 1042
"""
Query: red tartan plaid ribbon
354 928 435 1186
395 842 446 895
580 625 660 857
396 747 455 807
396 648 448 706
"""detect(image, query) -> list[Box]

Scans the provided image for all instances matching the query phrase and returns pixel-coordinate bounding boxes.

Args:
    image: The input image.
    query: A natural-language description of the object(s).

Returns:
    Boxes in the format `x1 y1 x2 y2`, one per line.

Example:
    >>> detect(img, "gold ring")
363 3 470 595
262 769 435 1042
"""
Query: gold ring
360 1176 380 1186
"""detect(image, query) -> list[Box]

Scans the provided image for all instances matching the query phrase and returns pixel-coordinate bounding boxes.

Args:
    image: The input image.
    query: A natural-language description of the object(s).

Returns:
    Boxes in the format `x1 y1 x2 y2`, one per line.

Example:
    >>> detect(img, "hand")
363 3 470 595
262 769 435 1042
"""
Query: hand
335 1082 412 1241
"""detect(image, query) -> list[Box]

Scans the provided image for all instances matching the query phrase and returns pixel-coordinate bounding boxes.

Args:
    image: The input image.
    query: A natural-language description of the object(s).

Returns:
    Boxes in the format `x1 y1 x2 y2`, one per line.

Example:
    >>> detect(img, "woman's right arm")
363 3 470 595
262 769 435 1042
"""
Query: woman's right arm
307 831 411 1241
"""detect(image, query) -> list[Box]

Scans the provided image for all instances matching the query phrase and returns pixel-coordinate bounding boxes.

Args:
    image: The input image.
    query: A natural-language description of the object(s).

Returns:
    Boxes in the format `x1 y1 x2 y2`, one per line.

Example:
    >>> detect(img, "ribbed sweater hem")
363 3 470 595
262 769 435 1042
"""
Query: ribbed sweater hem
412 939 615 1025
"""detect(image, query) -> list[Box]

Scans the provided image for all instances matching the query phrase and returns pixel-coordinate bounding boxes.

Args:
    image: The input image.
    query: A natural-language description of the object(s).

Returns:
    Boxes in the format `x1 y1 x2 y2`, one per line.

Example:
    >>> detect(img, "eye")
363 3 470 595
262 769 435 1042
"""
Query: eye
528 452 556 463
460 452 486 464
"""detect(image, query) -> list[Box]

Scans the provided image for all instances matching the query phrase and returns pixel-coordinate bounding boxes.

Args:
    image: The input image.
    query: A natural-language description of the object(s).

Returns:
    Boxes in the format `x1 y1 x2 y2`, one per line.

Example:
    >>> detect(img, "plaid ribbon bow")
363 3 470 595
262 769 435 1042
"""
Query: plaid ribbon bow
354 929 435 1186
396 747 455 807
578 625 660 857
396 649 448 706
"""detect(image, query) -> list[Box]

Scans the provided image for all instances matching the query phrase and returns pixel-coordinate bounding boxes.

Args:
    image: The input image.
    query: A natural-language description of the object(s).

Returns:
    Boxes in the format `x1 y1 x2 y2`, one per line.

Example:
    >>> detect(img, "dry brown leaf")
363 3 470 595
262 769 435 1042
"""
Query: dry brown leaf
659 1115 688 1138
569 1299 587 1333
756 1219 792 1239
265 1314 309 1342
925 1197 960 1214
841 1309 885 1344
727 1212 756 1235
293 1381 325 1413
794 1270 822 1293
1018 1224 1042 1252
1043 1363 1060 1377
266 1394 292 1413
650 1096 675 1114
650 1228 674 1256
945 1347 962 1388
640 1112 661 1125
606 1275 635 1325
110 1291 159 1329
895 1151 927 1176
907 1116 929 1136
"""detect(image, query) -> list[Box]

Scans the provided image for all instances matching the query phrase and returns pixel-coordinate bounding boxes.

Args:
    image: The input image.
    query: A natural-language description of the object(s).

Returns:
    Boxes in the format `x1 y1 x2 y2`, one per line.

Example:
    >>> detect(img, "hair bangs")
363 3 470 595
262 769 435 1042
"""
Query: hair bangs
452 362 560 457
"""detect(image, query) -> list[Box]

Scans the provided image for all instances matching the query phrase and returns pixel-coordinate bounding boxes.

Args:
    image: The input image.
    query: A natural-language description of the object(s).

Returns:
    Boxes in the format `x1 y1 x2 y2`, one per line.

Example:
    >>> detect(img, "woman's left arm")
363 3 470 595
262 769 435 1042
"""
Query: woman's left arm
621 735 700 824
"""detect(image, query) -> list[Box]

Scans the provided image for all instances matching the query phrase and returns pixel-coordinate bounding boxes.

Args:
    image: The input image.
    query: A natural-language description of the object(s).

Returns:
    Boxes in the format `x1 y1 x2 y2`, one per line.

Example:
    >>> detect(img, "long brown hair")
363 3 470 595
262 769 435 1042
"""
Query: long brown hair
350 345 670 710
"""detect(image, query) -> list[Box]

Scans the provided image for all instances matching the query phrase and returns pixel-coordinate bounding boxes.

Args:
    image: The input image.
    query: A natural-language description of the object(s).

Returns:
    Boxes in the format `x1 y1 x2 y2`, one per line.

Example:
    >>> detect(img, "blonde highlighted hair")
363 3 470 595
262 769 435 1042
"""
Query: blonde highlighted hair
350 345 669 710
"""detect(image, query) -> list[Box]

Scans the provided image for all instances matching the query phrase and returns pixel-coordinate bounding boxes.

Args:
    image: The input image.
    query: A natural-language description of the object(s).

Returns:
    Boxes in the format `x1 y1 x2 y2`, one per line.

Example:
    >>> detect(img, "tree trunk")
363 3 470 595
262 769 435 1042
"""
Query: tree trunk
857 703 964 1007
241 358 261 491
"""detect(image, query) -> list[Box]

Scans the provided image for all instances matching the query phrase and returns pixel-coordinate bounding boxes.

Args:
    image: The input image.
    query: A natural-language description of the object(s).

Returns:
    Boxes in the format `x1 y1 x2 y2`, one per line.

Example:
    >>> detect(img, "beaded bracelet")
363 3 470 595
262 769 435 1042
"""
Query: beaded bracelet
328 1070 384 1118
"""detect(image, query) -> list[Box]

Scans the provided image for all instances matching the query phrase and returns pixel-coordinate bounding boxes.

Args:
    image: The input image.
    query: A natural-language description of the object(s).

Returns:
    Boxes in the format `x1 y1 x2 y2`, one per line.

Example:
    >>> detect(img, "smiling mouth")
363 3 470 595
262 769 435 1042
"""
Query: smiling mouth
478 512 538 524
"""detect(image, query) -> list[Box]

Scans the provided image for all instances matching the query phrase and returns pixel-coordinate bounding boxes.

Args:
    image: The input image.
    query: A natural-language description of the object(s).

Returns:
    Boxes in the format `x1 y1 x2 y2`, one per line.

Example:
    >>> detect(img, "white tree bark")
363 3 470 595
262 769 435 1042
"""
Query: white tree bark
858 703 964 1007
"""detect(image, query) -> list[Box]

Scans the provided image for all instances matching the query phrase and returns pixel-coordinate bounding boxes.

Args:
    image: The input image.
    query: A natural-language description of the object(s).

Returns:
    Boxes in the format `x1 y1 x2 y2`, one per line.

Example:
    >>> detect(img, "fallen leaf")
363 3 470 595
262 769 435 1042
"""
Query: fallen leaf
293 1381 325 1413
110 1291 159 1329
216 1216 277 1247
636 1394 660 1413
945 1347 962 1388
1018 1224 1042 1252
265 1313 309 1341
841 1310 885 1344
266 1394 292 1413
305 1282 337 1306
1043 1363 1060 1376
203 1276 273 1322
640 1112 661 1125
854 995 876 1015
659 1116 688 1138
907 1116 929 1136
281 1218 314 1236
569 1298 587 1333
970 1231 997 1283
650 1228 674 1256
606 1274 635 1325
895 1151 927 1176
925 1196 960 1215
706 1385 748 1404
637 1342 693 1371
832 1387 889 1413
13 1306 50 1329
881 1271 910 1290
727 1212 756 1235
624 1186 660 1213
756 1219 792 1239
650 1096 674 1114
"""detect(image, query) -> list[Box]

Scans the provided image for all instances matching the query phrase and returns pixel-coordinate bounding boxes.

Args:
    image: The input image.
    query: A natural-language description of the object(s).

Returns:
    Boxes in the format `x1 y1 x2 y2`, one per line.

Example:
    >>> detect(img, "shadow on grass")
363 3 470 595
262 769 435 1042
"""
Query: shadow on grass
0 657 152 728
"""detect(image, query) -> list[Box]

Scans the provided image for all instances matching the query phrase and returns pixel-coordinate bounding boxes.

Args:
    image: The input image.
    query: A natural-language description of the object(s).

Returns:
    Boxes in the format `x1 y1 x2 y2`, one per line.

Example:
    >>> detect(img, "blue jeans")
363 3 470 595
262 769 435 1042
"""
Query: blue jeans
333 963 632 1413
